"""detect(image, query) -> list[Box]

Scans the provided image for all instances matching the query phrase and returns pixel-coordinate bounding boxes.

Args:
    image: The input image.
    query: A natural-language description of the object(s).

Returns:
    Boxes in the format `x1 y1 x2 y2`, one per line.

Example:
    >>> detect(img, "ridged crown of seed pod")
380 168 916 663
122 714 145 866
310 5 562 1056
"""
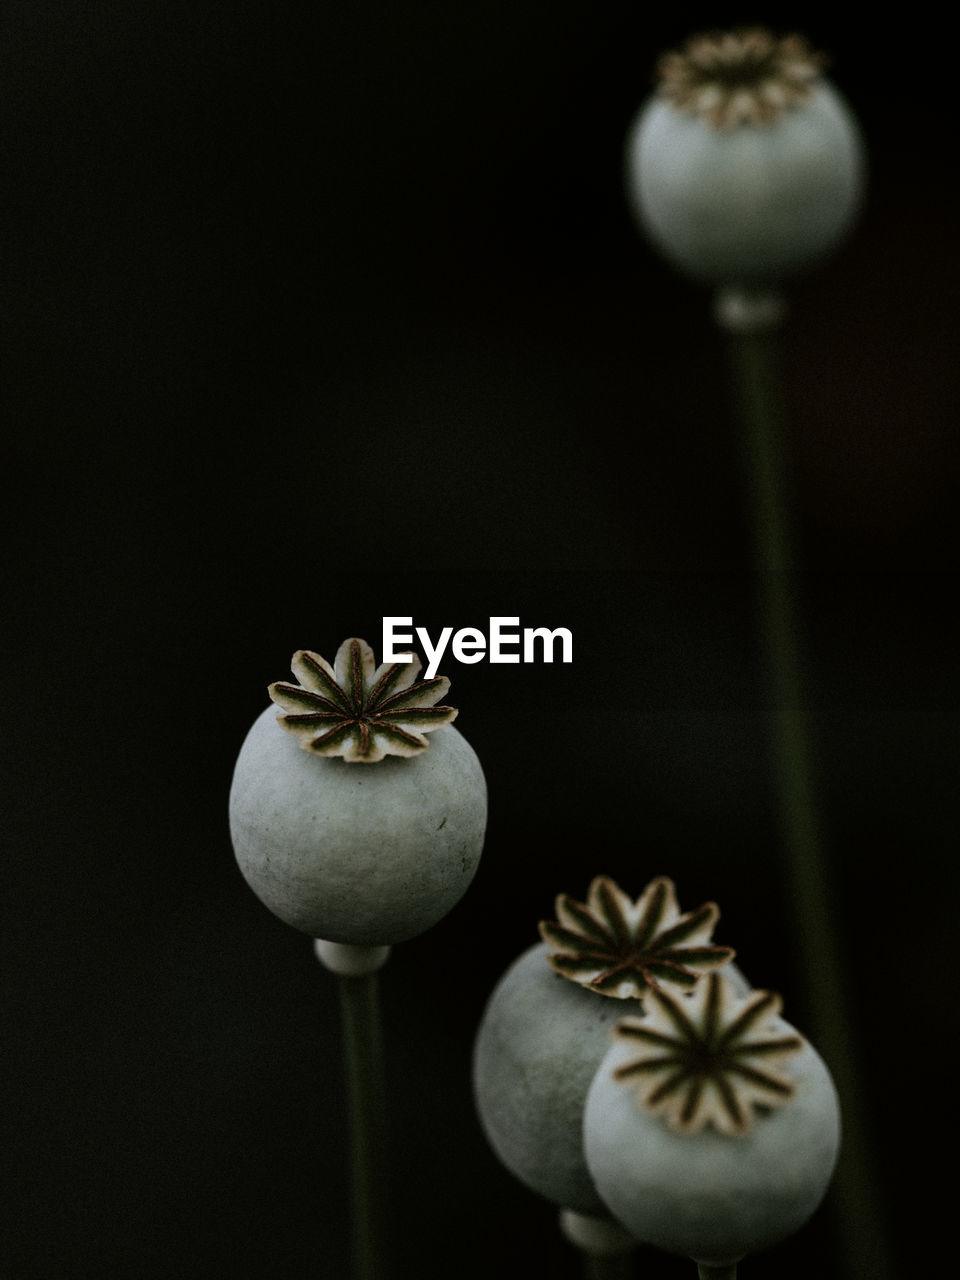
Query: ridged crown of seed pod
657 29 823 130
269 637 457 763
611 972 804 1136
624 28 865 287
539 875 735 999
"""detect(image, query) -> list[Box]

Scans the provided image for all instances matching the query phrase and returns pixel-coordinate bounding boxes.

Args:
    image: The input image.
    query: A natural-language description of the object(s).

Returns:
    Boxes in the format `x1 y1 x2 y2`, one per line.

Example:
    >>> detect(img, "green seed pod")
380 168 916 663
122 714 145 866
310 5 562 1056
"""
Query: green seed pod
584 973 840 1264
625 29 865 287
473 877 738 1213
474 940 620 1213
229 639 487 946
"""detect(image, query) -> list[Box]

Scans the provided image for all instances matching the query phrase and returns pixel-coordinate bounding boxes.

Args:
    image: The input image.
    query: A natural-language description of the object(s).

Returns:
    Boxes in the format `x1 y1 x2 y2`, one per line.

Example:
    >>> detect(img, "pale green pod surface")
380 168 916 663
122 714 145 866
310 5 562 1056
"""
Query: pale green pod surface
473 942 624 1213
584 1018 840 1262
626 81 864 287
230 706 487 945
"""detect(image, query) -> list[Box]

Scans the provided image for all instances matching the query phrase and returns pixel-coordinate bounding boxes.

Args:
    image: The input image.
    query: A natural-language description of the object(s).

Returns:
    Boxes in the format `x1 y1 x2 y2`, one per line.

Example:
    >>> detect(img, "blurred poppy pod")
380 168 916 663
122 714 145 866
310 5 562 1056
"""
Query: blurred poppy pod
625 29 865 288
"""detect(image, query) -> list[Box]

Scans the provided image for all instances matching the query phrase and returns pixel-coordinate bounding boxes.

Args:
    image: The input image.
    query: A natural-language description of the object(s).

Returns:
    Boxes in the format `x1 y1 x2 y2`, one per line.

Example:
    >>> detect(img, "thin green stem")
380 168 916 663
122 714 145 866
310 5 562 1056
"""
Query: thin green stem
697 1263 737 1280
582 1252 634 1280
560 1209 636 1279
726 319 892 1280
338 970 389 1280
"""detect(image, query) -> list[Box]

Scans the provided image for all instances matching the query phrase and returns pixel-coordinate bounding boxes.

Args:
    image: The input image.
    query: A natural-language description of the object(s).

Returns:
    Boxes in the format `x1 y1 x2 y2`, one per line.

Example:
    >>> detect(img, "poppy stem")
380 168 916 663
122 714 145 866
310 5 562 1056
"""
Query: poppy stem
317 941 391 1280
583 1255 635 1280
560 1209 636 1280
720 290 893 1280
696 1263 737 1280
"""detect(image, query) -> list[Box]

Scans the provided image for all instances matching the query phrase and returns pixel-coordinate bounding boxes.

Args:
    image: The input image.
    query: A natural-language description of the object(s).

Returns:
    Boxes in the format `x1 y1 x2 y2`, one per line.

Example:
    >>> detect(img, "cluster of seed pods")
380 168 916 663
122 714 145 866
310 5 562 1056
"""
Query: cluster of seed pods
473 876 841 1266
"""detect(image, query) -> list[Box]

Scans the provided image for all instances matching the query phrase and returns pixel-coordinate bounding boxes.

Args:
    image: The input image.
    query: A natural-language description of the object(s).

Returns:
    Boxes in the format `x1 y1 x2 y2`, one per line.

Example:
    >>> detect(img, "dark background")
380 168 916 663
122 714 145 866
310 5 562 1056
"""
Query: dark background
4 3 956 1278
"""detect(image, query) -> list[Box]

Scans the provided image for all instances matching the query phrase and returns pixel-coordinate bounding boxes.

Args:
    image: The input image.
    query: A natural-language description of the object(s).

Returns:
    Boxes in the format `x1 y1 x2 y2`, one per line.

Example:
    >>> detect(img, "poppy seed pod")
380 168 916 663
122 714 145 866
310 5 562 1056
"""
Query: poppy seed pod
473 878 738 1213
473 941 622 1213
229 639 487 946
584 973 840 1264
625 30 865 287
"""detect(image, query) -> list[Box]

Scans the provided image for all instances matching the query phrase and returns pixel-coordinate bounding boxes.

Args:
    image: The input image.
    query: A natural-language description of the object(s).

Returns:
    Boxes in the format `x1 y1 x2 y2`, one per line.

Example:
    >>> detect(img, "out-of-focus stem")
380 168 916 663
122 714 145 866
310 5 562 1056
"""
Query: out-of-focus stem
583 1253 634 1280
721 291 892 1280
696 1262 737 1280
726 317 835 1016
586 1249 640 1280
560 1210 636 1280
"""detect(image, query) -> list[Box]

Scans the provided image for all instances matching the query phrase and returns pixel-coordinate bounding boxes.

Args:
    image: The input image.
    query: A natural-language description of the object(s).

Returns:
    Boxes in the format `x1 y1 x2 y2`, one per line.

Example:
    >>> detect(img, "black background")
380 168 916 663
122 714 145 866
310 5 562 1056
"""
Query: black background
4 4 956 1278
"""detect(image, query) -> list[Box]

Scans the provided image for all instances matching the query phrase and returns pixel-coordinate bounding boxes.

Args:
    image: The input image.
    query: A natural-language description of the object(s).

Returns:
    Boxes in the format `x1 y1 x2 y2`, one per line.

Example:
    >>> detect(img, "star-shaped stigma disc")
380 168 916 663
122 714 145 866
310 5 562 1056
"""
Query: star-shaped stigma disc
539 876 734 1000
612 972 804 1135
268 637 457 763
659 29 823 128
